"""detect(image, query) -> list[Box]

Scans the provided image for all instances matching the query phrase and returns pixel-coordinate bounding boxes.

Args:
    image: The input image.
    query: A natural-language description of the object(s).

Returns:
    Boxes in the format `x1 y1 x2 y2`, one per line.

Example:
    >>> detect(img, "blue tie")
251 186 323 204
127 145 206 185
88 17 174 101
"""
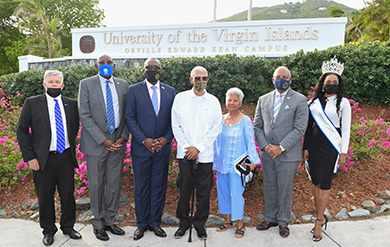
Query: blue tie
273 93 282 121
106 80 115 134
151 85 158 116
54 99 65 153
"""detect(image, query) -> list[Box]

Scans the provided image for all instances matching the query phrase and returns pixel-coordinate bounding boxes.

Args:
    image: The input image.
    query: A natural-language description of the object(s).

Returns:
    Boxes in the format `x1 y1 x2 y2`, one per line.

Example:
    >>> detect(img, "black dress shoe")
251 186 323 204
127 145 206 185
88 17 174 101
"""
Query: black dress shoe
104 224 125 235
42 234 54 246
196 227 207 240
149 226 167 237
94 228 109 241
64 229 82 239
256 220 278 230
279 223 290 238
174 226 189 239
133 227 147 240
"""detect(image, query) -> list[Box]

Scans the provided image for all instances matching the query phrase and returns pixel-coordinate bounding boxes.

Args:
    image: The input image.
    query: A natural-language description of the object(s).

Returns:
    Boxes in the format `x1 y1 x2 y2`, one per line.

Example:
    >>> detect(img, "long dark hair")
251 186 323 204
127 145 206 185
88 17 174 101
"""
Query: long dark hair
309 72 346 115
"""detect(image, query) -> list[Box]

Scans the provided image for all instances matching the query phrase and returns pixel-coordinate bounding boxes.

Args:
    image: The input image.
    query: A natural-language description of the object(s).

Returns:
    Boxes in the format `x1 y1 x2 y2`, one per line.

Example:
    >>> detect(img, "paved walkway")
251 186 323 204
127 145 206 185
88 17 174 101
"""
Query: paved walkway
1 215 390 246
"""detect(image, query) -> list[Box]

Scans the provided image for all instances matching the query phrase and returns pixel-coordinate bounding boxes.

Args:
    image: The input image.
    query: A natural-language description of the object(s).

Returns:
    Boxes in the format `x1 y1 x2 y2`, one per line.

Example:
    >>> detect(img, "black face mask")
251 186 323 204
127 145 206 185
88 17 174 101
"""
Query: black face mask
46 88 62 98
323 84 338 95
144 70 161 83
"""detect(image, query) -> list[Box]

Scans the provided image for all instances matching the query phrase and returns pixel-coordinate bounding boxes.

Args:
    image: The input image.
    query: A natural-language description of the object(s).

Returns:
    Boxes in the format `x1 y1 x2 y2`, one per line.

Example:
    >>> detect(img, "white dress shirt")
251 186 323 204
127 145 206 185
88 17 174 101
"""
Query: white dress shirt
273 88 289 108
171 88 222 163
99 75 120 129
46 94 70 151
146 80 161 112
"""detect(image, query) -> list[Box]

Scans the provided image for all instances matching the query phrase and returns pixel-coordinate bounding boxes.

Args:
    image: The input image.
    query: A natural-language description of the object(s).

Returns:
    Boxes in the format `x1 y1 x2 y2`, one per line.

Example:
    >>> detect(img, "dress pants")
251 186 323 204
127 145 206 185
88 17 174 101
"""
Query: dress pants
176 158 213 230
33 148 76 235
86 143 125 230
262 158 299 225
216 171 245 221
132 154 169 228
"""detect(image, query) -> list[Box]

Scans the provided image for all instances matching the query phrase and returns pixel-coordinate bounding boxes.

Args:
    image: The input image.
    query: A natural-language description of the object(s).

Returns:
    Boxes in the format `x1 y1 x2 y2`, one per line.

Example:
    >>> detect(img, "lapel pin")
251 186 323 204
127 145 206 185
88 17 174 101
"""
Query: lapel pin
162 86 165 89
287 97 291 99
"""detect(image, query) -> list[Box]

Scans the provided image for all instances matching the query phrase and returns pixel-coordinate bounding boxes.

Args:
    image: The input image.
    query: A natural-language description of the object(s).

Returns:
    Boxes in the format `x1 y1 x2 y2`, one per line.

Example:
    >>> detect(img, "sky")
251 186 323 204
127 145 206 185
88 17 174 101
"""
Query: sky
99 0 367 28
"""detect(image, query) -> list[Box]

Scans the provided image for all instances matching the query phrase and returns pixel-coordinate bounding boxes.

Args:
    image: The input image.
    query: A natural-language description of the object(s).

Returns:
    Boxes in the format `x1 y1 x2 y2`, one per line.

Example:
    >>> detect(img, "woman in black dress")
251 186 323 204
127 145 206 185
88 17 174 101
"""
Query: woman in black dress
302 57 351 242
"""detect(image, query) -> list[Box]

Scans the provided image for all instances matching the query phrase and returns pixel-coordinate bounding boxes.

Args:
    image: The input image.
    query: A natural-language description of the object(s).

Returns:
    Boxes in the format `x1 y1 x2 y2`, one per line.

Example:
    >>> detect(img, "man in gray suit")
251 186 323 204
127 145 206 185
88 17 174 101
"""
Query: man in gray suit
78 54 129 241
253 66 308 238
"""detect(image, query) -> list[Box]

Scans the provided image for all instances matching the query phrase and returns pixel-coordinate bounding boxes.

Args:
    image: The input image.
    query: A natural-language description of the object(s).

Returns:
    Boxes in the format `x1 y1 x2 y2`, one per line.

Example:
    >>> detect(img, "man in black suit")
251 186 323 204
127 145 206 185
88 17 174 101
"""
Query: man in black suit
17 70 81 246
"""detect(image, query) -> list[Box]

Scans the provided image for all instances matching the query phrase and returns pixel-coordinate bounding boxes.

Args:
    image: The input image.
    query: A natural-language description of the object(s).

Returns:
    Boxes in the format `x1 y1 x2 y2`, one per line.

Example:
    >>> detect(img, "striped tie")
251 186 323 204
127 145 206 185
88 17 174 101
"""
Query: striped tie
151 85 158 116
273 93 282 121
54 99 65 153
106 80 115 134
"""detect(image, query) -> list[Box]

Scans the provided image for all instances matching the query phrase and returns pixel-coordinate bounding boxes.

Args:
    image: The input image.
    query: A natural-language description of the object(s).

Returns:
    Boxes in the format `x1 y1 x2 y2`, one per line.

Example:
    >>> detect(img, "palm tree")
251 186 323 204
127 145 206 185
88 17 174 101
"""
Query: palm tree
14 0 63 58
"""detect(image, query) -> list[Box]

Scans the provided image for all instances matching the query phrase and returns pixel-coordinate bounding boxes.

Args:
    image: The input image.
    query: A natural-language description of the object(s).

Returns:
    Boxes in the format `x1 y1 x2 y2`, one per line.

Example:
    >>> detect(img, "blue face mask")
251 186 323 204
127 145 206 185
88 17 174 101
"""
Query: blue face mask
98 64 114 77
274 78 290 91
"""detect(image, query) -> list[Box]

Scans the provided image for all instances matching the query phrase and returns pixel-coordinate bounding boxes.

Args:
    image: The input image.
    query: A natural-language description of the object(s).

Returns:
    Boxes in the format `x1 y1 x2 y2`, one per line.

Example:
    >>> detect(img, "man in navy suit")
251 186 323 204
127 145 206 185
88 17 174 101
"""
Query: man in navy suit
125 57 176 240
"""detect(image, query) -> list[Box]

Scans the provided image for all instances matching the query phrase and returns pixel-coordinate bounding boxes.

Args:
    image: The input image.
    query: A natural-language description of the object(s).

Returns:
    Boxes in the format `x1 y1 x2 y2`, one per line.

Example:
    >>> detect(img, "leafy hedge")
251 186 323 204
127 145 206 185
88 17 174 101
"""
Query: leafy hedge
1 41 389 105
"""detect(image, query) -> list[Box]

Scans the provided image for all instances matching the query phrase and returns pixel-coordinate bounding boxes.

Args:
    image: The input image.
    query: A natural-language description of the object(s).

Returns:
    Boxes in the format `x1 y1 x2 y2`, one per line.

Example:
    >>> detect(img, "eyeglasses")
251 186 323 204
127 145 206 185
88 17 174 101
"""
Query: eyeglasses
192 76 209 82
145 65 161 70
98 60 114 65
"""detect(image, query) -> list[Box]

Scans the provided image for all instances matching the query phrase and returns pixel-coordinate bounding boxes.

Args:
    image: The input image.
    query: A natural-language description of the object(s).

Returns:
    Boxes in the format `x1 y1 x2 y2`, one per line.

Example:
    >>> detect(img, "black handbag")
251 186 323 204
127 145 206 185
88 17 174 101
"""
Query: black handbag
235 156 251 186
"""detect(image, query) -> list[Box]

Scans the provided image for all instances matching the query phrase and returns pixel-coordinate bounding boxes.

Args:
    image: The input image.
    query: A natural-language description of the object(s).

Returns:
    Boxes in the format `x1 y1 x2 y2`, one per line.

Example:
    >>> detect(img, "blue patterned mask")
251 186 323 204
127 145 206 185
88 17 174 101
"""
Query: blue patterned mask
98 64 114 77
274 78 290 91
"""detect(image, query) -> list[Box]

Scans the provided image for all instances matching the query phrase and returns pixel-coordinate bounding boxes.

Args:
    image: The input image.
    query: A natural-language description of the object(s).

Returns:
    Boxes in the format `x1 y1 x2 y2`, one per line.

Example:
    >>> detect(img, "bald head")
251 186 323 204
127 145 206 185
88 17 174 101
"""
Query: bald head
273 66 291 79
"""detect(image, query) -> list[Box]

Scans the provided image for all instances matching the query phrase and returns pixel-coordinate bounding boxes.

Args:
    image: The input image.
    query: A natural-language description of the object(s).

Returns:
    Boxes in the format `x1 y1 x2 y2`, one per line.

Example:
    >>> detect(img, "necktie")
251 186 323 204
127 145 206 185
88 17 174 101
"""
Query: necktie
54 99 65 153
151 85 158 116
273 93 282 121
106 80 115 134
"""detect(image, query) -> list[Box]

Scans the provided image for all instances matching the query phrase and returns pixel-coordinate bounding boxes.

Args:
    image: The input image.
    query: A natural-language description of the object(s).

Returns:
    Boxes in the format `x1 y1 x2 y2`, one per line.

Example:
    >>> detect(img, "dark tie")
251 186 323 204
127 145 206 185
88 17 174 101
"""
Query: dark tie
106 80 115 134
151 85 158 116
54 99 65 153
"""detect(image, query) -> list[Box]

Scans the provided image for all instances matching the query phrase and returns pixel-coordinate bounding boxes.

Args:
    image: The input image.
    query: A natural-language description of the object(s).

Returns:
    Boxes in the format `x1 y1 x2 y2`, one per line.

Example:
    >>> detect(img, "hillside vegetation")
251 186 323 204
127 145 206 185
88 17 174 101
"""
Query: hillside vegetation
218 0 357 22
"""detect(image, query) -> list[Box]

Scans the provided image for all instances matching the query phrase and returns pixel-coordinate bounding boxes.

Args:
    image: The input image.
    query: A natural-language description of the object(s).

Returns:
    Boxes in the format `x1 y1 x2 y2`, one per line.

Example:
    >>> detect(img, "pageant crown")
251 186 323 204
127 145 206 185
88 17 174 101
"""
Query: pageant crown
321 56 344 76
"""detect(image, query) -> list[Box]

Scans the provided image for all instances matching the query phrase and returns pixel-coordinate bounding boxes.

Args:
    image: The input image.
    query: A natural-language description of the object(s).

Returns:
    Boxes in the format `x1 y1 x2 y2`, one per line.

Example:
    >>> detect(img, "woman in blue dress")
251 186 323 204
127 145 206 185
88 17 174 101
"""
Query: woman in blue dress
214 87 260 238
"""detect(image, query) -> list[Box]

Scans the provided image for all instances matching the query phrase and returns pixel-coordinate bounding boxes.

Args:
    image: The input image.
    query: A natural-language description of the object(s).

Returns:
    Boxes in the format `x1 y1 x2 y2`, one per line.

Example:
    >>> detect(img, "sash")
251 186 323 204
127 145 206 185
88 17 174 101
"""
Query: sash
309 98 341 174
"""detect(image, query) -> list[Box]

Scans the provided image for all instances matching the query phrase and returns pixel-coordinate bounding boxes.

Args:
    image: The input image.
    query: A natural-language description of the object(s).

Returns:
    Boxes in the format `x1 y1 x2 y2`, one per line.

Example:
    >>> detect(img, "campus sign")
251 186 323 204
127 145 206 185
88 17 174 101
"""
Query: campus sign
72 17 347 58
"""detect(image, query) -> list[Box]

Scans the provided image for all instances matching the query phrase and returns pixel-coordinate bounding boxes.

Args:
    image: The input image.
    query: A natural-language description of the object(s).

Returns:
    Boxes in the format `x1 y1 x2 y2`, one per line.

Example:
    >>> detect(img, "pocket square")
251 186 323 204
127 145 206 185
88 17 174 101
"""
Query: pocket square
285 105 290 110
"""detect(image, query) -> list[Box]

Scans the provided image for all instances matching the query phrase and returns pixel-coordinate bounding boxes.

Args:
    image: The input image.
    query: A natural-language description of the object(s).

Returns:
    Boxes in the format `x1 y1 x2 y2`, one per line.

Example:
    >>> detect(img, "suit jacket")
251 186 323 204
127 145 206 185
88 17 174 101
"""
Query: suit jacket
78 75 129 156
16 94 79 171
125 80 175 157
253 89 308 162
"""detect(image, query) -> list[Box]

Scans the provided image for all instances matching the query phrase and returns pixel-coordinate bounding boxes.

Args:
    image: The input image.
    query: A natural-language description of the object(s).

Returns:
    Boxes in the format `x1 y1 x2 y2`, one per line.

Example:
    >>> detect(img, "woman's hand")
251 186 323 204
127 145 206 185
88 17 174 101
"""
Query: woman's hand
247 163 257 171
302 150 309 162
338 153 347 167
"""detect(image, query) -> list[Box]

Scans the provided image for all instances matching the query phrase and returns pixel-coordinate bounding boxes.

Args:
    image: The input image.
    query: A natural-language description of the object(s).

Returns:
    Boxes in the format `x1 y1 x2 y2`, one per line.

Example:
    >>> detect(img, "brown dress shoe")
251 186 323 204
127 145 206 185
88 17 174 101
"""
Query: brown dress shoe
256 220 278 230
279 223 290 238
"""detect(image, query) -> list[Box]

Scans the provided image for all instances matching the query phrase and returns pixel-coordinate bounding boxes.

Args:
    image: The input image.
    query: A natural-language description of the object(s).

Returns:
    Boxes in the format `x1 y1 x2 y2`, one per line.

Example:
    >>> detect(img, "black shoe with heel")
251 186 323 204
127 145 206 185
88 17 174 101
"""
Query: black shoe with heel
312 216 327 242
310 214 328 233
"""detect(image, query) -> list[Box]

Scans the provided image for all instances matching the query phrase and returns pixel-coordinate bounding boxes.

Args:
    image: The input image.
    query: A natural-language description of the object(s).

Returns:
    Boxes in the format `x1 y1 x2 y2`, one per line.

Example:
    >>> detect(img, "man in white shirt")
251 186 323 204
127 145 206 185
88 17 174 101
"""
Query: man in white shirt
171 66 222 240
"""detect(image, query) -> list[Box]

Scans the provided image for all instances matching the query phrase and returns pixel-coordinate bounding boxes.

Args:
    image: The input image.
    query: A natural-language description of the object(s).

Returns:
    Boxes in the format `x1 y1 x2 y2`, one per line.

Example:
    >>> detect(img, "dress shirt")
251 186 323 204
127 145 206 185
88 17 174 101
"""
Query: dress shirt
99 75 120 129
172 89 222 163
273 88 289 108
46 94 70 151
146 80 161 112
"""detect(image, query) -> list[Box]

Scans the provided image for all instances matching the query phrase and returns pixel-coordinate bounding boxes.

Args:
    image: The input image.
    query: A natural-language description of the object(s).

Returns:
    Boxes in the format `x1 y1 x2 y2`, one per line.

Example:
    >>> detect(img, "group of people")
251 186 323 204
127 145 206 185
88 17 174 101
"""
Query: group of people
16 54 351 245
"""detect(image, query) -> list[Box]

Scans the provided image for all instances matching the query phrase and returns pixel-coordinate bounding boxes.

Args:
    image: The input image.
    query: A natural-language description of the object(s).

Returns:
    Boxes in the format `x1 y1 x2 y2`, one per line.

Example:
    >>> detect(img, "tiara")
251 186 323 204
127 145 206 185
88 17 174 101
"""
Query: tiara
321 56 344 76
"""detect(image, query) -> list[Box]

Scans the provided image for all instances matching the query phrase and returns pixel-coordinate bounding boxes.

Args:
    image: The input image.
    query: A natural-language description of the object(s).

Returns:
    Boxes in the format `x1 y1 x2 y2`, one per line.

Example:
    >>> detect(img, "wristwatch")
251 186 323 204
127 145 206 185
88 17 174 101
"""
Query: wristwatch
279 145 285 152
